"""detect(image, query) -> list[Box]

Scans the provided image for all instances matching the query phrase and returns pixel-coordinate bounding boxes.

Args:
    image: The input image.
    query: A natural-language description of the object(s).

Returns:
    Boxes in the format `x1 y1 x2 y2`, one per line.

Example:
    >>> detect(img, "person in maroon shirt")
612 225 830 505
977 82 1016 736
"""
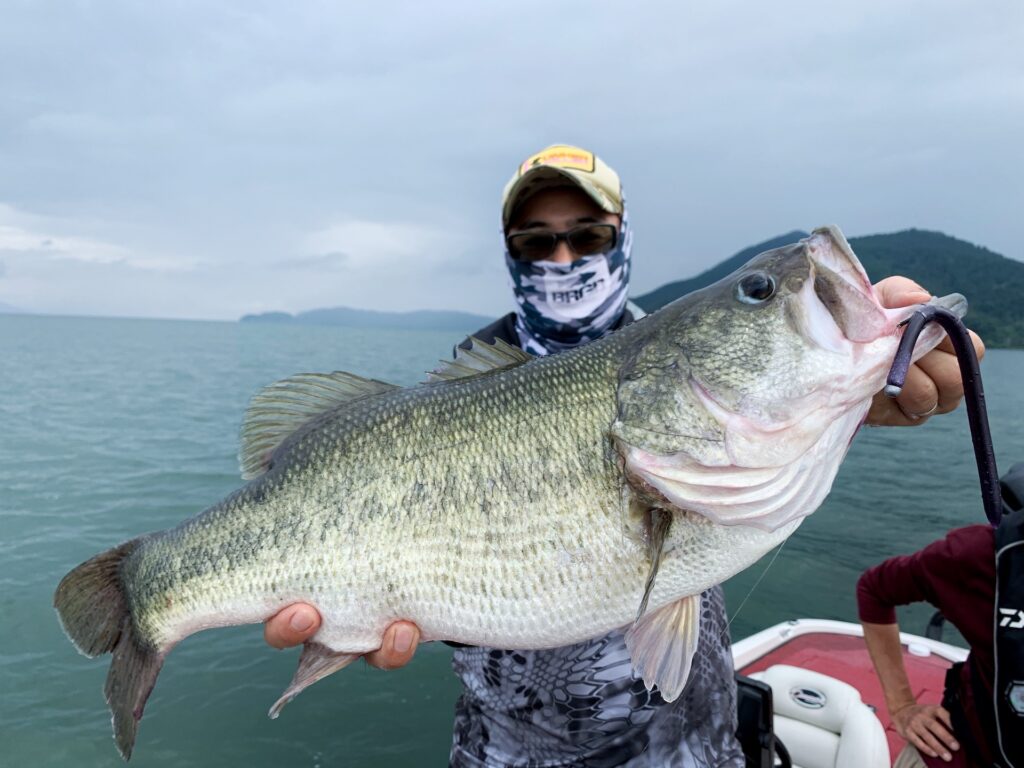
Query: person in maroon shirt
858 525 997 767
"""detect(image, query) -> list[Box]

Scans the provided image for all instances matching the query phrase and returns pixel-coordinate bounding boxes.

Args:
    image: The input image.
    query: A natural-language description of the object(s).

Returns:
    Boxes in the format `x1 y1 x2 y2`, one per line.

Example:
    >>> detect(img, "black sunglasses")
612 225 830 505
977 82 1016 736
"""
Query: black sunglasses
506 223 618 262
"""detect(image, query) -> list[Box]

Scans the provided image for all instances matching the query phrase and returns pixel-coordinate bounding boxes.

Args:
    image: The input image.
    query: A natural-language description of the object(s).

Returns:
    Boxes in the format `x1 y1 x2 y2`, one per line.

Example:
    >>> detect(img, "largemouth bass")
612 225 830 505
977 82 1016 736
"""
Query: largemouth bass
55 226 965 759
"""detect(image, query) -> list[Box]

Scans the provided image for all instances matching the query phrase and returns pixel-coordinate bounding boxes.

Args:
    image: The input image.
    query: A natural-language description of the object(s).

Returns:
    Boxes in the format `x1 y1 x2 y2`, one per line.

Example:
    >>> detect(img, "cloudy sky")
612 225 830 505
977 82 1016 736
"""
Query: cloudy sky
1 0 1021 320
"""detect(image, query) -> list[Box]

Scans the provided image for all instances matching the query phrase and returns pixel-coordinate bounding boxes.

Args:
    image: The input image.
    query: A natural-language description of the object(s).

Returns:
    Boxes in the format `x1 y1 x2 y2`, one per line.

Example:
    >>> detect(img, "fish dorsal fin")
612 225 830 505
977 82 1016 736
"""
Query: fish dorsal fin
426 337 533 382
239 371 399 479
625 593 701 702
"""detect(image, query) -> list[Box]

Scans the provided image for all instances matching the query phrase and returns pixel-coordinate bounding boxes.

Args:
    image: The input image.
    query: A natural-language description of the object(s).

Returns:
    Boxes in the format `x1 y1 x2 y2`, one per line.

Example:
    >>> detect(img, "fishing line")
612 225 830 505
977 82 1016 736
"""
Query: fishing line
721 538 788 642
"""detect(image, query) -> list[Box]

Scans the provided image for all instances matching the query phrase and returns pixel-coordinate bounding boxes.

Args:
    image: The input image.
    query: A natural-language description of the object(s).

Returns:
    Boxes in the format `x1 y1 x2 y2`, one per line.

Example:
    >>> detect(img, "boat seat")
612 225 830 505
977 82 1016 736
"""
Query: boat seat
749 664 889 768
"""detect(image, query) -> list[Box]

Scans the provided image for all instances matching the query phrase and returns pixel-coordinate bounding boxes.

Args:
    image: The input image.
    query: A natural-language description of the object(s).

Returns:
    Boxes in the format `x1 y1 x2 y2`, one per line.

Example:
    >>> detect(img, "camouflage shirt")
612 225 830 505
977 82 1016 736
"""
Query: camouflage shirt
448 314 744 767
448 587 743 767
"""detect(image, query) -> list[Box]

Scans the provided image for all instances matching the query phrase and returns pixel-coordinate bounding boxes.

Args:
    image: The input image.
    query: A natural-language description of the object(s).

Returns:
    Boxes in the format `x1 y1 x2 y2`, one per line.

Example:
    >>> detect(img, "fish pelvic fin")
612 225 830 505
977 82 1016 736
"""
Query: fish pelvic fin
54 537 163 760
268 642 359 719
625 593 701 703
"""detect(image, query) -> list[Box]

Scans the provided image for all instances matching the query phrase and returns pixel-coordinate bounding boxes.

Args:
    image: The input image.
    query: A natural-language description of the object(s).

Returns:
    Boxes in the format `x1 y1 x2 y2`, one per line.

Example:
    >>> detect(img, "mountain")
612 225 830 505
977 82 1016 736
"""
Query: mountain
633 231 809 312
0 301 25 314
850 230 1023 349
240 306 492 333
634 229 1024 349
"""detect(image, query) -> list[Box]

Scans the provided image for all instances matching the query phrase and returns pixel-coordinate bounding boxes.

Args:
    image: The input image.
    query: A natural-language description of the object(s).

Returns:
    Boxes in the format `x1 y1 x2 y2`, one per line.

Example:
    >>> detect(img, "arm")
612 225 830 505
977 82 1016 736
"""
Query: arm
857 541 968 762
264 605 420 670
865 277 985 427
861 621 959 761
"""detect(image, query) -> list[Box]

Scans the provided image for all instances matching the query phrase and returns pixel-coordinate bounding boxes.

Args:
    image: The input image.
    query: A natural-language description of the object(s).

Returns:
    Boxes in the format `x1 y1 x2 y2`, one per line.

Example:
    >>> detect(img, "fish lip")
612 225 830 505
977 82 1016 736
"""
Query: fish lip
803 226 968 339
806 225 877 305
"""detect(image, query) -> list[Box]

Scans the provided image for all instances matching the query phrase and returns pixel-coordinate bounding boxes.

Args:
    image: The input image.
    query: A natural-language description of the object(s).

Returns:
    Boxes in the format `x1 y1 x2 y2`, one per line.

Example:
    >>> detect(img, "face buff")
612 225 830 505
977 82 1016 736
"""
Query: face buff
505 207 633 356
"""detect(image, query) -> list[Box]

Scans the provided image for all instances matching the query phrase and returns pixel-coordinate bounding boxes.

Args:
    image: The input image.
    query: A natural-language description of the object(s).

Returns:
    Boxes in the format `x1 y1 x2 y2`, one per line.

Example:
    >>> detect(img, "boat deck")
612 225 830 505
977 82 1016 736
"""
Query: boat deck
733 619 968 760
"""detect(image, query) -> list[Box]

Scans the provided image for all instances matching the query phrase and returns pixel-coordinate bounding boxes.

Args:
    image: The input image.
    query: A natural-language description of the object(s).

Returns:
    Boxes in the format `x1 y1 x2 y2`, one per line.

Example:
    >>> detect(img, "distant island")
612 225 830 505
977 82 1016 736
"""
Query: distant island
241 306 492 333
0 301 24 314
634 229 1024 349
242 229 1022 348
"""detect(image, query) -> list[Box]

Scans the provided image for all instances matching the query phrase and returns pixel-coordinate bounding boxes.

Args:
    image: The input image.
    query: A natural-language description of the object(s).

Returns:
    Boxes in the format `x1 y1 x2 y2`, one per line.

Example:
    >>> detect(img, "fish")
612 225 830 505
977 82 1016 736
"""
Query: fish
54 225 966 759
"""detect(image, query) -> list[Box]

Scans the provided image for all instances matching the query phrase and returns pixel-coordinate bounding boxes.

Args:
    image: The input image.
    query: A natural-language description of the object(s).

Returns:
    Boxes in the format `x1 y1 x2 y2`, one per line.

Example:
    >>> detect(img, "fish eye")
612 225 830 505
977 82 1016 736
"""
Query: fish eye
736 272 776 305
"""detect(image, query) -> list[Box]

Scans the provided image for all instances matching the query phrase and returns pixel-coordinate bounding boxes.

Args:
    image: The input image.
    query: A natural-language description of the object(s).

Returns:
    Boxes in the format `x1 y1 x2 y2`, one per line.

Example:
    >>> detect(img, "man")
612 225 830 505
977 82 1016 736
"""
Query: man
859 463 1024 768
266 145 985 765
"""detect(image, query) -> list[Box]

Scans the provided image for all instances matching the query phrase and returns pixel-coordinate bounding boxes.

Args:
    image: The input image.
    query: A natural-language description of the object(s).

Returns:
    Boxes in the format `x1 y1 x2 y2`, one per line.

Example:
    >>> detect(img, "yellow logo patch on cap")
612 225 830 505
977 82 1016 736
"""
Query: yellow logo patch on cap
520 145 595 176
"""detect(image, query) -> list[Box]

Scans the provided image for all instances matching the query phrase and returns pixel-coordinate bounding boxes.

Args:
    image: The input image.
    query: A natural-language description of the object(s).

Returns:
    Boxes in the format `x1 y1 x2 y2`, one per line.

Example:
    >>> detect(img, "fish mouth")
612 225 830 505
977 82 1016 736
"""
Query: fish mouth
806 226 875 303
803 226 890 344
802 226 967 343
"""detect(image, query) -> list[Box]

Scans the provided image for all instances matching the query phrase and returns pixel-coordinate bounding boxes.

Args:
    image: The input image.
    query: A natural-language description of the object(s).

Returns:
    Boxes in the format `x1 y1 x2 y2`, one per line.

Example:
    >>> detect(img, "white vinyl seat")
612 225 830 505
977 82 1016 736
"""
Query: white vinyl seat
750 664 890 768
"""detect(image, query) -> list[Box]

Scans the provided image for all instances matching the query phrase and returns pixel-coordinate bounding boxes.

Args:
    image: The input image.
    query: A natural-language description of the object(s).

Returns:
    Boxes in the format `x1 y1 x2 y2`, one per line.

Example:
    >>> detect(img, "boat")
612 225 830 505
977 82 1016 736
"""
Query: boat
731 617 967 767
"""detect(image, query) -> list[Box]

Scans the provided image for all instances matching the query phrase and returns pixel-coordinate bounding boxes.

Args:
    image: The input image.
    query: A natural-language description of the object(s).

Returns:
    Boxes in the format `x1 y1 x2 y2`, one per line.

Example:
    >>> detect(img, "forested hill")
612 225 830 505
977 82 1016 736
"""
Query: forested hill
240 306 491 332
632 231 809 312
633 229 1024 348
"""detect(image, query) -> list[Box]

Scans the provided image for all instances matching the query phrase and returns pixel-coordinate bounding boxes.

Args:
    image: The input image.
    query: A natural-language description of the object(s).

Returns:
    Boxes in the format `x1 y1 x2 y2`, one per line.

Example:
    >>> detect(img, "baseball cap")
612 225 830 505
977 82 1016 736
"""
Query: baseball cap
501 144 623 230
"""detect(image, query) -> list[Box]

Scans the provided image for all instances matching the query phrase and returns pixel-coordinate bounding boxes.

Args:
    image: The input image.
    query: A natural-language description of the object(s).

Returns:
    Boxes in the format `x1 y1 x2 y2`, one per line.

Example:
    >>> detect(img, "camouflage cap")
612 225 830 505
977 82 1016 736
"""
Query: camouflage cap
502 144 623 230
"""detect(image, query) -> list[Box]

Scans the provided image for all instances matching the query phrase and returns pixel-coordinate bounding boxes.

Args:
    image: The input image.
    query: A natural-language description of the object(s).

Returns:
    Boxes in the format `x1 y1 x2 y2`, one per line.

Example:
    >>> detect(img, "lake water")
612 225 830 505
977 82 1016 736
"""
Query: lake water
2 314 1022 767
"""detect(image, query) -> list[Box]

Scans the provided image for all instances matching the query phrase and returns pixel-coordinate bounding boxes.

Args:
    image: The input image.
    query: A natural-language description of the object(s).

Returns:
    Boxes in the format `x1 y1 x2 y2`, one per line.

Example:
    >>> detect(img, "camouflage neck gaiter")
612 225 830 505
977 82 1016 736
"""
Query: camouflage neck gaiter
504 207 633 356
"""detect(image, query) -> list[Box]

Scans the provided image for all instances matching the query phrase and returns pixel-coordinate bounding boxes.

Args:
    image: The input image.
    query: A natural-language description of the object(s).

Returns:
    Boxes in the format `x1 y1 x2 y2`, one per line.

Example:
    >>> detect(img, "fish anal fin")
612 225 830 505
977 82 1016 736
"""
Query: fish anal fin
268 642 359 719
240 372 399 479
426 337 533 382
625 594 700 703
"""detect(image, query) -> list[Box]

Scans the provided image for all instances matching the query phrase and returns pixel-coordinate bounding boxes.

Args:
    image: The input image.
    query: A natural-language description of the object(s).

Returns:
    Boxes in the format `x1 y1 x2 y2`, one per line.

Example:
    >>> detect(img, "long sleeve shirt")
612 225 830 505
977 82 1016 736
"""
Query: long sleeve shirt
857 525 995 766
448 312 744 767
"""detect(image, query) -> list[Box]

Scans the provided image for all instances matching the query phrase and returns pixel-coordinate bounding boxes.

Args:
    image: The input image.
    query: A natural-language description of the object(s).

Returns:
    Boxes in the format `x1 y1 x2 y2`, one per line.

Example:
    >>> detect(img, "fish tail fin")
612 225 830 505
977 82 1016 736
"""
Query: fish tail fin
54 538 164 760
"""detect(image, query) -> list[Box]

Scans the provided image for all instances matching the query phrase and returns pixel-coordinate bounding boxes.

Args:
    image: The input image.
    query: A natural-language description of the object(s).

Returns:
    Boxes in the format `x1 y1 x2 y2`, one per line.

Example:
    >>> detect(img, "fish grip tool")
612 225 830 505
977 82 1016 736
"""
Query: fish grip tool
884 304 1001 526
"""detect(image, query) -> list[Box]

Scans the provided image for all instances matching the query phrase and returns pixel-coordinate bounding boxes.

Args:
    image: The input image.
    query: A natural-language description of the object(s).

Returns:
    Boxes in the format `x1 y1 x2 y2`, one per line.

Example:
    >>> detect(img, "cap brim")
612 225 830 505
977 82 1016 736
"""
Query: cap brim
503 167 619 229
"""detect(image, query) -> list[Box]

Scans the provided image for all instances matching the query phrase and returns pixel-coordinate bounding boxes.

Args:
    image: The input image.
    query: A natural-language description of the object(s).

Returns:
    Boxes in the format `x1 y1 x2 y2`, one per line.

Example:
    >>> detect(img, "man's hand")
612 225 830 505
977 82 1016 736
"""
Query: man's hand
892 703 959 762
866 276 985 426
264 603 421 670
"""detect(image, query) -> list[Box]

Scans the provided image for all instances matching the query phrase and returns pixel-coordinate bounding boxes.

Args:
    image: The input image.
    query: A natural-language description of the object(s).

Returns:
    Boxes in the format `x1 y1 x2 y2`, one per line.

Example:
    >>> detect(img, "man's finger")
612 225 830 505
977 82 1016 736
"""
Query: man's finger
970 329 986 362
873 276 930 308
914 350 964 413
365 622 420 670
264 604 321 649
909 729 939 758
915 723 952 761
923 715 959 751
894 365 940 420
929 326 984 360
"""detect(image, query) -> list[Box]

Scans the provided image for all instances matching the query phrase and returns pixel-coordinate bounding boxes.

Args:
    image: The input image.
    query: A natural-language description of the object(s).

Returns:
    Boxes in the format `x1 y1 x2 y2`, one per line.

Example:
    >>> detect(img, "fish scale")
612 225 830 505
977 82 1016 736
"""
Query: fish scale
53 225 967 759
126 333 640 652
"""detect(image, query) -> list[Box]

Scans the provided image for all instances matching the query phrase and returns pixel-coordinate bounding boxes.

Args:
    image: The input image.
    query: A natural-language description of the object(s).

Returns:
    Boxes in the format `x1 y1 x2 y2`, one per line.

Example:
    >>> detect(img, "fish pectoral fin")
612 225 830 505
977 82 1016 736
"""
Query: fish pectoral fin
624 593 700 703
634 508 672 622
268 642 360 719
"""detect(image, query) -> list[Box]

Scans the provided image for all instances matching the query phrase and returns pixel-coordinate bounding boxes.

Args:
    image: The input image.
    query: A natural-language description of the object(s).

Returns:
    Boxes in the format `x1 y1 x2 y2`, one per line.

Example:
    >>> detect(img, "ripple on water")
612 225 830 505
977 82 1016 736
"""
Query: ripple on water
4 315 1022 767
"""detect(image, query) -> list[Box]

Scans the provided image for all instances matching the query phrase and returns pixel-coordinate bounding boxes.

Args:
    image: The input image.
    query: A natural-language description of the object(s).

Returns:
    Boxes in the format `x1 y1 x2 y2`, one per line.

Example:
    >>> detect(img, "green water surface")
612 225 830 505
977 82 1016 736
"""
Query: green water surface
2 314 1021 767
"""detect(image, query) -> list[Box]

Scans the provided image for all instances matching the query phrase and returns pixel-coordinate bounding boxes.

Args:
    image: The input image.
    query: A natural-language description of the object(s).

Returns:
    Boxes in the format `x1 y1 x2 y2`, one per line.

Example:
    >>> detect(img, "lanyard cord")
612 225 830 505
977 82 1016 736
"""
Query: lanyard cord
884 305 1001 526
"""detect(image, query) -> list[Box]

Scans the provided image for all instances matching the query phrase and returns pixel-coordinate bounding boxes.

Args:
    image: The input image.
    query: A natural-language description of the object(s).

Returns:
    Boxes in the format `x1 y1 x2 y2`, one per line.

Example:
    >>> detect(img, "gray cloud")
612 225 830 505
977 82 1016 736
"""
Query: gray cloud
0 0 1020 319
278 252 351 271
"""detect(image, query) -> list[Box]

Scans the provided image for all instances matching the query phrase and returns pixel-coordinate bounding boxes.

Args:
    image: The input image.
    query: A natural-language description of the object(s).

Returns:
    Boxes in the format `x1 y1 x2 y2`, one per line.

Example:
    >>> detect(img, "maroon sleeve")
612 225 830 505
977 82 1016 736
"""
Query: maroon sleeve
856 526 992 625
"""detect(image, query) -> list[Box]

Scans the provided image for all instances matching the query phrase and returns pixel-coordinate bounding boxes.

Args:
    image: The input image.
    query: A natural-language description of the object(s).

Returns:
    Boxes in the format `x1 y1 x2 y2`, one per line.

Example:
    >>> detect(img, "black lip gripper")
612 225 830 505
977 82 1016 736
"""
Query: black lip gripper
884 304 1000 526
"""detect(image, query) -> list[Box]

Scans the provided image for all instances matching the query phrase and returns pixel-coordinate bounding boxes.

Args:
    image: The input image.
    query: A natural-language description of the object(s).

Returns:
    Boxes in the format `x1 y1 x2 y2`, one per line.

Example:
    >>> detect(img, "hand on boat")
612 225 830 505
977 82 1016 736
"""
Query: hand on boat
892 702 959 762
866 276 985 426
264 604 421 669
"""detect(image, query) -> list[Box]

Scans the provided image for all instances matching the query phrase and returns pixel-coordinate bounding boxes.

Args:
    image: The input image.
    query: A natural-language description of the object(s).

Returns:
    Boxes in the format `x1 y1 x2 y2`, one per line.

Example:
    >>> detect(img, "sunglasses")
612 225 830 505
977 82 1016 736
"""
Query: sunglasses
506 223 618 262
